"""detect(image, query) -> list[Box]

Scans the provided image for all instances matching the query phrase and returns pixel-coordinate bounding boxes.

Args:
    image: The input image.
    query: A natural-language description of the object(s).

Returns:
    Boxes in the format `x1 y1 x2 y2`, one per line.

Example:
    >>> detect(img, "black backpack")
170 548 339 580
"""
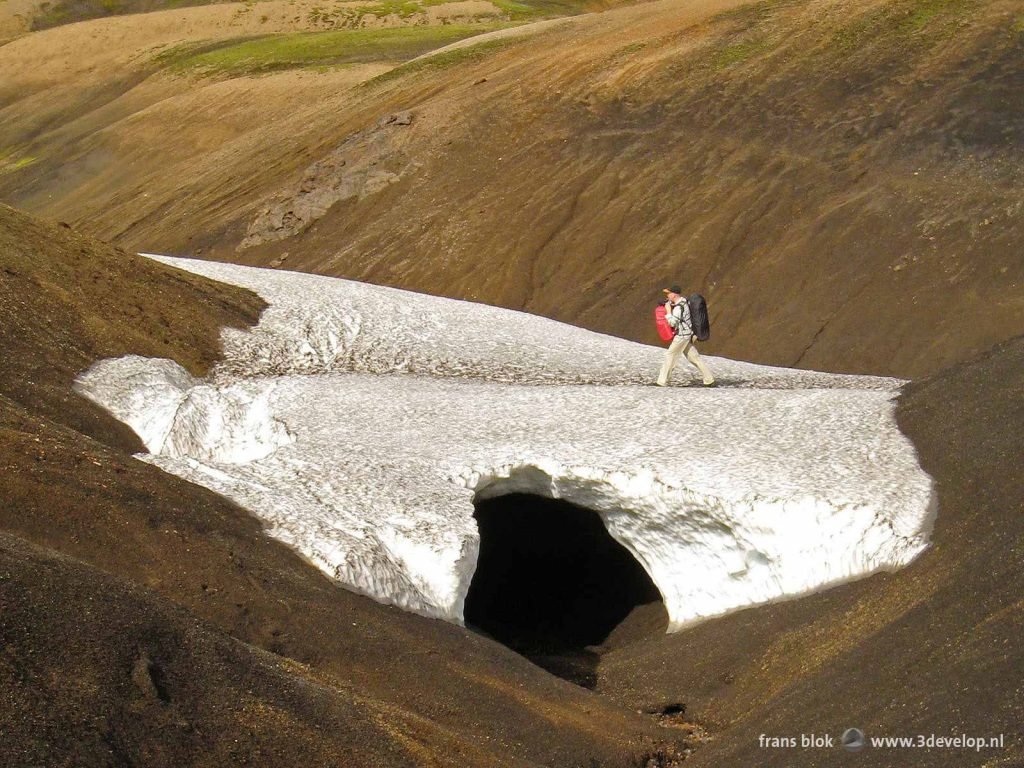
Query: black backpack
687 294 710 341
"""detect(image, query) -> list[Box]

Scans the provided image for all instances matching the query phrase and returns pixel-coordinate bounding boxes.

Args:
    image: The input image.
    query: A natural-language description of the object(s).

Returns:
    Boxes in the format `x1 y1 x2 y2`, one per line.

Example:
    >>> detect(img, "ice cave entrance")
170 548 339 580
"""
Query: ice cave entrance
464 493 667 687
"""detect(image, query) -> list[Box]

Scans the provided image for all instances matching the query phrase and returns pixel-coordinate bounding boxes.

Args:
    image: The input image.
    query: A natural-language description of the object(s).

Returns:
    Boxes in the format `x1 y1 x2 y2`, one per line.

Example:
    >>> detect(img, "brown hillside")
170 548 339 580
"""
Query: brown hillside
0 203 263 449
4 0 545 33
596 333 1024 767
0 206 684 766
1 0 1022 378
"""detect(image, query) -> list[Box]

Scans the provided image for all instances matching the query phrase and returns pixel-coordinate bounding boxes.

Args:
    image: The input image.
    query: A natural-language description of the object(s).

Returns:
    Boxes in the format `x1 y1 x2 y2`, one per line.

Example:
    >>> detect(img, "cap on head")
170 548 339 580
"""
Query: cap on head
663 284 683 296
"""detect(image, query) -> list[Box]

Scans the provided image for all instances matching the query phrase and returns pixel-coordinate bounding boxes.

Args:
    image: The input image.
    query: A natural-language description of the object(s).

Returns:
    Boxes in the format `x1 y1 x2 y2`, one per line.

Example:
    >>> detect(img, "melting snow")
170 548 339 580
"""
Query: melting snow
75 256 935 631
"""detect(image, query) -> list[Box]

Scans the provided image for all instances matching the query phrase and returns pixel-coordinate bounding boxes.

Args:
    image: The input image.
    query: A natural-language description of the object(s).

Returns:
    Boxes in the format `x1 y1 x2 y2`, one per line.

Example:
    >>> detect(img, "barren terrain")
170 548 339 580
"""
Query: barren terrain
2 0 1023 763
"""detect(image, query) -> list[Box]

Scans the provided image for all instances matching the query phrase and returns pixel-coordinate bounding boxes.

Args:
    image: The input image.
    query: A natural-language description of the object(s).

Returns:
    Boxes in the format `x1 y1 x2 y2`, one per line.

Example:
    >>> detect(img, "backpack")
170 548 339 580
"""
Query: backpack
654 303 675 343
687 294 710 341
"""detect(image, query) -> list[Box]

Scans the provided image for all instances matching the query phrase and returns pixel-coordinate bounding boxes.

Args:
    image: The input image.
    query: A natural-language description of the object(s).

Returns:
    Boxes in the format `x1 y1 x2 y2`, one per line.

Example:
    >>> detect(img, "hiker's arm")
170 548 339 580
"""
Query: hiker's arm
666 303 680 328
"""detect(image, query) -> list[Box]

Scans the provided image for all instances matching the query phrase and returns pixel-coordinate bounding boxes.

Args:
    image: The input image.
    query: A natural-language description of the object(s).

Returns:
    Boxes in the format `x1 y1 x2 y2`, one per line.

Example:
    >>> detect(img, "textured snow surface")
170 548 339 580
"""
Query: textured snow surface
76 256 936 631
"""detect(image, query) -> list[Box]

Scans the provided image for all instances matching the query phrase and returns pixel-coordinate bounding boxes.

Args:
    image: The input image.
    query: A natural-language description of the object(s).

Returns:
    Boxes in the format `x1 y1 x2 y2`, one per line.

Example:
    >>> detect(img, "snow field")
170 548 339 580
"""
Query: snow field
75 256 936 631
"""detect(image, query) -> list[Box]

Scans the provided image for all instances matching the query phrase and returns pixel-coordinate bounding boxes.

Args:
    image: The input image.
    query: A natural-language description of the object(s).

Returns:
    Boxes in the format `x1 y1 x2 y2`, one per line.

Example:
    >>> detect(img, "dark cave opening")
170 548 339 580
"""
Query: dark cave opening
464 493 666 687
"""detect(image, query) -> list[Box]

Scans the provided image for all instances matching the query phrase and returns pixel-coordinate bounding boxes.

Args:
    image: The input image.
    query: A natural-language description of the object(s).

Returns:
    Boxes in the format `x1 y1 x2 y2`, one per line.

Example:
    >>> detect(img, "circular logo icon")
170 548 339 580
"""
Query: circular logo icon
841 728 866 752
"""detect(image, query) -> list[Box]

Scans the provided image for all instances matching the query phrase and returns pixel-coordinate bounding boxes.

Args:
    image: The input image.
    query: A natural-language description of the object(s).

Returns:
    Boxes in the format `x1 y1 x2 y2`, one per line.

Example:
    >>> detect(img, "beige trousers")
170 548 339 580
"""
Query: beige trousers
657 334 714 386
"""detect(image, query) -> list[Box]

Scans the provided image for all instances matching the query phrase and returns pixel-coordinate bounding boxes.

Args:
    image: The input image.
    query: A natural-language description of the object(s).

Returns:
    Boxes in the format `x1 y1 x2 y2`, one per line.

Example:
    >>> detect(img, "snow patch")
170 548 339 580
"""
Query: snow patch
75 357 195 454
76 356 293 463
76 257 936 632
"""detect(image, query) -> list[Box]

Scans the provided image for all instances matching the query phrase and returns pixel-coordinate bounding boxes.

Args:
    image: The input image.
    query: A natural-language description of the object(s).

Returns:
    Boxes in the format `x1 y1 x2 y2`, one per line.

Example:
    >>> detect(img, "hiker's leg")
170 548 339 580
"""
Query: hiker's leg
657 336 685 385
684 338 715 385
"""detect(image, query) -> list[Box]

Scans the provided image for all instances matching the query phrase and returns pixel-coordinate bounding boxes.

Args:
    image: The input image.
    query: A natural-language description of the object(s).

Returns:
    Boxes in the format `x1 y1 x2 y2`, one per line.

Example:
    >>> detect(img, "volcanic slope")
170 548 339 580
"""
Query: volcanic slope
2 0 1023 379
0 205 686 767
596 334 1024 767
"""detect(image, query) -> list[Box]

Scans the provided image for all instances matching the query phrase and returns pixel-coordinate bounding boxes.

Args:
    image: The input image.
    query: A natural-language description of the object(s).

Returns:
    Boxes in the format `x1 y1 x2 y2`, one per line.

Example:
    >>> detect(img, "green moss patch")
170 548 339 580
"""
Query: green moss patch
30 0 596 32
688 0 794 71
0 151 37 176
713 35 773 68
902 0 972 31
304 0 451 26
831 0 977 53
363 34 522 85
490 0 584 21
158 24 501 76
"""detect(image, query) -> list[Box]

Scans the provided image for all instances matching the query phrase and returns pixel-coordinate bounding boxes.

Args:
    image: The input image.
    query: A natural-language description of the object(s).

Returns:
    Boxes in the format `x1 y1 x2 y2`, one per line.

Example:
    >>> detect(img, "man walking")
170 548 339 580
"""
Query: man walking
657 285 715 387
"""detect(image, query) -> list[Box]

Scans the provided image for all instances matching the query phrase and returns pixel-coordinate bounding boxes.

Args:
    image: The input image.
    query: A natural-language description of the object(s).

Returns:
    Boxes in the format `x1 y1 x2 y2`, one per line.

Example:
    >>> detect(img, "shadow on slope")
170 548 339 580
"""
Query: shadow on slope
594 334 1024 767
466 494 667 688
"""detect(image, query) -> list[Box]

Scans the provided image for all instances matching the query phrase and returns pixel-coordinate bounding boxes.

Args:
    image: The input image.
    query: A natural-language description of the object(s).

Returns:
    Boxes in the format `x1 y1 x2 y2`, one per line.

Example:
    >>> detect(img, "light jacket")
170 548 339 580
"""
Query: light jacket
665 299 693 338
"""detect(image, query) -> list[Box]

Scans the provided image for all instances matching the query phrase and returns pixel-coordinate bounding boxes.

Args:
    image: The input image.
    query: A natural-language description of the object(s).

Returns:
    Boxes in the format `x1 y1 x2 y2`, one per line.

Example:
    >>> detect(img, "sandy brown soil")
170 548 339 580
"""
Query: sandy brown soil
0 0 488 171
0 206 687 766
595 333 1024 766
2 0 1021 379
0 0 45 39
0 0 504 37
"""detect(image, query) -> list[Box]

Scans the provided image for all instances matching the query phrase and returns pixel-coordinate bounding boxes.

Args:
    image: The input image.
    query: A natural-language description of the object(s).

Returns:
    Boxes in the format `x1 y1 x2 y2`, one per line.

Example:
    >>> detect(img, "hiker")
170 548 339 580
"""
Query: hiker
657 285 715 387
